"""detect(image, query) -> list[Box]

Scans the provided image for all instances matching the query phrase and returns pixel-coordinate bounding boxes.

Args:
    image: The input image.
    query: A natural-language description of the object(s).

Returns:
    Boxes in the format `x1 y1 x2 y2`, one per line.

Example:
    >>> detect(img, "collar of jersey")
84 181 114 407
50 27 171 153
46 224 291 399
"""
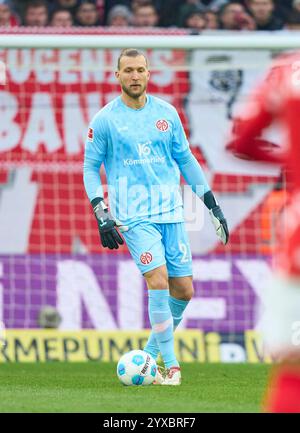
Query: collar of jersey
118 95 149 112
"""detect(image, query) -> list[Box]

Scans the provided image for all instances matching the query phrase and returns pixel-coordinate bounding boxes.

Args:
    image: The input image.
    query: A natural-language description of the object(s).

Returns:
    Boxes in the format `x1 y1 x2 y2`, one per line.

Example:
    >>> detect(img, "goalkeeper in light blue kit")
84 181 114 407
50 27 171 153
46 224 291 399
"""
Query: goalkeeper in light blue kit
83 49 229 385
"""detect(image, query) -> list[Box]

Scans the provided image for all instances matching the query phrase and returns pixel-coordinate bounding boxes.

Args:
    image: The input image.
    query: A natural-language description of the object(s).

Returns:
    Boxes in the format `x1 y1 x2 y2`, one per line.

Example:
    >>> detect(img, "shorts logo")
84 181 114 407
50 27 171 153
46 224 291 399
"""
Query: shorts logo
87 127 94 142
156 119 169 132
140 252 153 265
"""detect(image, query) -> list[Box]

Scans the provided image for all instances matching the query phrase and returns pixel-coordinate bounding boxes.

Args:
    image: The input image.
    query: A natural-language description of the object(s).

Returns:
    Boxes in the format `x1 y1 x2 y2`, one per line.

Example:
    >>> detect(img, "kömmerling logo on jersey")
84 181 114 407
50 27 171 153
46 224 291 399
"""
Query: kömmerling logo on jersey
123 140 165 166
123 156 165 167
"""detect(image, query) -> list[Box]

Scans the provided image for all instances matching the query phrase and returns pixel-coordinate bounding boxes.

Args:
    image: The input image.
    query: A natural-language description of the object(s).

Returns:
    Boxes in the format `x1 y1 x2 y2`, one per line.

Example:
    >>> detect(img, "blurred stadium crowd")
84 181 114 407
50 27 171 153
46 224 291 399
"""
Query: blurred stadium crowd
0 0 299 31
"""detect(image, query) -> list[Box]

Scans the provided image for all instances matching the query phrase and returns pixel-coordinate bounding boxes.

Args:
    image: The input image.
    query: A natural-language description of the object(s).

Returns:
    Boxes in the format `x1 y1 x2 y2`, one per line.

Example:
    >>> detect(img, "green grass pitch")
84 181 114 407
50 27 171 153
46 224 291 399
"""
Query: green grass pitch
0 362 271 413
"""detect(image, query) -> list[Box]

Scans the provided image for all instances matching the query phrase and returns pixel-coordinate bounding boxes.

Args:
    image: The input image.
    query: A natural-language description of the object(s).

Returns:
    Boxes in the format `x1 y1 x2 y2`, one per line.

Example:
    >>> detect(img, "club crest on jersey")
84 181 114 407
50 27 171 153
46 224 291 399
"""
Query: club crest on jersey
87 127 94 142
156 119 169 132
140 252 153 265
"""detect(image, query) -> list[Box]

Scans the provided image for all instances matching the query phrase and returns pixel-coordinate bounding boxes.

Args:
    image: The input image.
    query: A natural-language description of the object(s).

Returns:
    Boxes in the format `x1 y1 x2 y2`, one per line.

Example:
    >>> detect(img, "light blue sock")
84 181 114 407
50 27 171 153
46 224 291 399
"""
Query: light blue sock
145 289 178 369
169 296 189 329
144 293 189 366
143 332 160 361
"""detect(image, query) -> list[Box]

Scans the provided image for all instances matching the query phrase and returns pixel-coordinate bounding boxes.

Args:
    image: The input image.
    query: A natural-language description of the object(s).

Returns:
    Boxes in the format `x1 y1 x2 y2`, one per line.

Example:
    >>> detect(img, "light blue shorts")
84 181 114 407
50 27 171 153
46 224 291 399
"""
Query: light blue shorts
123 222 193 277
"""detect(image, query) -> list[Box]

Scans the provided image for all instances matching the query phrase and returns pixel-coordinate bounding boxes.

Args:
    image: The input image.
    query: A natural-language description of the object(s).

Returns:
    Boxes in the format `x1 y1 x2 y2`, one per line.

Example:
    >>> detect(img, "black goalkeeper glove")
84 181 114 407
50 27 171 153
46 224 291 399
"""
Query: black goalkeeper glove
91 197 127 250
203 191 229 245
209 206 229 245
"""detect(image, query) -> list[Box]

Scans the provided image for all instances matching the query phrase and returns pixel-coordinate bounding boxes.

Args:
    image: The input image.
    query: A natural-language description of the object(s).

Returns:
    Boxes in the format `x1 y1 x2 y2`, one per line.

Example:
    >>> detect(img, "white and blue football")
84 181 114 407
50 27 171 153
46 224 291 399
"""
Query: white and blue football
117 350 157 386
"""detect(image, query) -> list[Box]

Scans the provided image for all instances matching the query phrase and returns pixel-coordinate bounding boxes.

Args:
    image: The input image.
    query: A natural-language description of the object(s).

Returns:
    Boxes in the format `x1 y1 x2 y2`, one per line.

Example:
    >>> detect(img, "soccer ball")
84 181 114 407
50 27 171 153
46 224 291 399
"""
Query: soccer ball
117 350 157 386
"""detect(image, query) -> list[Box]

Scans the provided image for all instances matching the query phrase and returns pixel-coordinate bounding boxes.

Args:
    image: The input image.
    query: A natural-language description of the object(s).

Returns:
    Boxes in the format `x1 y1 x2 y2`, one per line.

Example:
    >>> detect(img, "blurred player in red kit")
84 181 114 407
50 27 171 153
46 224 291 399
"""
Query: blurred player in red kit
227 51 300 413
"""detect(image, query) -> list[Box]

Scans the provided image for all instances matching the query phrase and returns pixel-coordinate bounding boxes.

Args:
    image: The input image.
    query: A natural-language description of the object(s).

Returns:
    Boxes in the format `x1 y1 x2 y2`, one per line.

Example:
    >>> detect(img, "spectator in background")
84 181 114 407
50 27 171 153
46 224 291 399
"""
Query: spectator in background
75 0 100 26
23 0 49 26
286 0 300 29
103 0 131 24
50 8 73 27
0 0 20 26
273 0 293 21
246 0 284 30
51 0 80 18
198 0 229 11
218 2 256 30
178 1 203 27
107 5 132 27
181 6 207 31
286 14 300 30
8 0 31 21
178 0 228 25
131 0 160 13
133 2 159 27
158 0 182 27
292 0 300 12
204 9 219 28
158 0 222 27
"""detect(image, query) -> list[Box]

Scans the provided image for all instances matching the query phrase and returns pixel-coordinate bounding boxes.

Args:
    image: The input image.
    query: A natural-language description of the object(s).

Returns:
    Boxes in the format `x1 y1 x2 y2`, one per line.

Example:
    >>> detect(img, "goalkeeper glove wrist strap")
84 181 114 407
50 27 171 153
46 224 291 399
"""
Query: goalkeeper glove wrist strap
91 197 108 218
91 196 104 208
91 197 105 210
203 190 218 210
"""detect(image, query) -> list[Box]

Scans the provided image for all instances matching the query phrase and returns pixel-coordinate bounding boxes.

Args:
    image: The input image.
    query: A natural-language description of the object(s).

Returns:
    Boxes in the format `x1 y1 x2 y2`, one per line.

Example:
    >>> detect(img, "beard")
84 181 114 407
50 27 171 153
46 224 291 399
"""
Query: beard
121 82 147 99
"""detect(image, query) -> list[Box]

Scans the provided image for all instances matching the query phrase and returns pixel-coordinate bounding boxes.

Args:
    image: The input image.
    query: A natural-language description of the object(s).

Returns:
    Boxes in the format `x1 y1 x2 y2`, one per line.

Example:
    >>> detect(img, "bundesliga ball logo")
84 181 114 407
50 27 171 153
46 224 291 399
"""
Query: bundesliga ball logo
140 252 152 265
156 119 169 132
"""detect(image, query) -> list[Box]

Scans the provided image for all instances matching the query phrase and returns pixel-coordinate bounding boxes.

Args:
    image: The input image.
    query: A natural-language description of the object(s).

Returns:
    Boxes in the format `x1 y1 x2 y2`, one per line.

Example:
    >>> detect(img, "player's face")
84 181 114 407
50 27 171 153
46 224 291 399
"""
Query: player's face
116 55 150 99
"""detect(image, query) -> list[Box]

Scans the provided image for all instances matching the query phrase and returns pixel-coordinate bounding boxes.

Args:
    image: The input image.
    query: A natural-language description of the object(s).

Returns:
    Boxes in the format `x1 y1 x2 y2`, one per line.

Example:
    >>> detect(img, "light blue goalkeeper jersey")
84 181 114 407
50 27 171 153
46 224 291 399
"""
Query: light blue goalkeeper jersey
83 94 210 227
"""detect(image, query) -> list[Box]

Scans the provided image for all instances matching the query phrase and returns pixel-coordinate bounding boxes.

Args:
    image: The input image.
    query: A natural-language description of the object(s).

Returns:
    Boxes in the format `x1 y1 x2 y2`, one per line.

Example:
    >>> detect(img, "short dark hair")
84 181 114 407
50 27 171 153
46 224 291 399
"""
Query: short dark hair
117 48 148 70
50 7 72 22
78 0 97 9
135 1 157 11
248 0 274 3
218 2 243 18
25 0 48 12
